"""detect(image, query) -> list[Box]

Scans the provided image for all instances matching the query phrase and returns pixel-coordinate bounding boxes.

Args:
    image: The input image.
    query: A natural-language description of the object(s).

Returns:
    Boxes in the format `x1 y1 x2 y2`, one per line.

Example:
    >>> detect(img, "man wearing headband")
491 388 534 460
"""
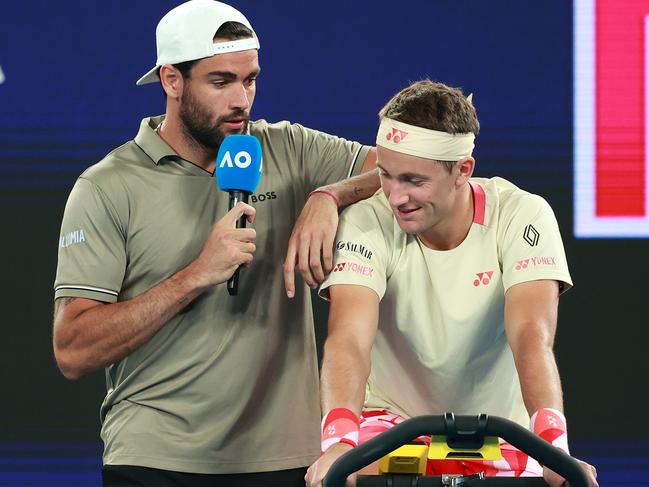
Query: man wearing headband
306 80 597 486
52 1 379 485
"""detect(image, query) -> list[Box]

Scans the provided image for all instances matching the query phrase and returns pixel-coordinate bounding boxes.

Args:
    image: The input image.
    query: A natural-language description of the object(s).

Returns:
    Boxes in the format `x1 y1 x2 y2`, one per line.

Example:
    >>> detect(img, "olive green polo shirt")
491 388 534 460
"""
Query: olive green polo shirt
54 116 369 473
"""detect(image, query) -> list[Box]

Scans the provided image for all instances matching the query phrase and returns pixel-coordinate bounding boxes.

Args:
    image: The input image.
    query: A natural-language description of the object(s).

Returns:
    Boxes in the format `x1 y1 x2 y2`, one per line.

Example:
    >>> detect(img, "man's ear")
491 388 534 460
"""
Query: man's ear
455 156 475 186
159 64 184 99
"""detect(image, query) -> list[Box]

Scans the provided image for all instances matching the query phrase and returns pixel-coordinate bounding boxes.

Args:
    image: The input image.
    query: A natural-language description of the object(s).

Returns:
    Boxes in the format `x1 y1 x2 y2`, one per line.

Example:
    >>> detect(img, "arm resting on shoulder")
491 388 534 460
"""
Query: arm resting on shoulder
283 149 378 294
320 148 379 207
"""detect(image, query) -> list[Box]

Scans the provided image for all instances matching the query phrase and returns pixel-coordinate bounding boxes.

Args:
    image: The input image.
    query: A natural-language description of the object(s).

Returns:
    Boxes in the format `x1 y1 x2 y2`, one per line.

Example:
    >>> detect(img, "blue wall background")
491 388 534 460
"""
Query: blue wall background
0 1 646 485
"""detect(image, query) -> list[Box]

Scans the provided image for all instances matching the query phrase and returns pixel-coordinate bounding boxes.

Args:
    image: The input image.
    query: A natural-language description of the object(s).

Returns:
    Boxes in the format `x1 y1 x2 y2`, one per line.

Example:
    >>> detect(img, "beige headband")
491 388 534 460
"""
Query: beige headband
376 118 475 161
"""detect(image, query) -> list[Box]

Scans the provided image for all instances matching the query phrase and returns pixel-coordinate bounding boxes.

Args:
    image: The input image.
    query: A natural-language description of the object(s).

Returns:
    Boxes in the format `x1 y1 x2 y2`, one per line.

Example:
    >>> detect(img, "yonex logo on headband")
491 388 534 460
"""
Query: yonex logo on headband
377 118 475 161
386 128 408 144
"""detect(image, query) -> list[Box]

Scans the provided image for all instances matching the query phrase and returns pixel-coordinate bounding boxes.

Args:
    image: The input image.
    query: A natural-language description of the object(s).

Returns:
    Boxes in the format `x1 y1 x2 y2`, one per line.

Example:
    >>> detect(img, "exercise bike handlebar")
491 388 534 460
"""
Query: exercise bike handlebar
322 414 588 487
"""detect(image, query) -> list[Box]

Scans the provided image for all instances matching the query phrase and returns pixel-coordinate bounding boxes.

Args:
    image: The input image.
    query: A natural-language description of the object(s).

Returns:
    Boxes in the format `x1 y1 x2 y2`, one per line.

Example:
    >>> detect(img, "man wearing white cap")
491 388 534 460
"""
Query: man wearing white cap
52 0 378 485
306 80 598 486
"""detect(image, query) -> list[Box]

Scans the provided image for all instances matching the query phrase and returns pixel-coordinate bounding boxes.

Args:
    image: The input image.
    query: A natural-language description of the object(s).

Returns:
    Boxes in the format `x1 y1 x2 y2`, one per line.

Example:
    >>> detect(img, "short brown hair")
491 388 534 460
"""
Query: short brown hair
379 79 479 135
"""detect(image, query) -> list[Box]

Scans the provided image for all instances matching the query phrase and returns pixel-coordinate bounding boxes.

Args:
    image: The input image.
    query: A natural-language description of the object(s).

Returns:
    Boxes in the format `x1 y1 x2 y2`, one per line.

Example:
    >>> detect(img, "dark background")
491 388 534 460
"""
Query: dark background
0 0 646 484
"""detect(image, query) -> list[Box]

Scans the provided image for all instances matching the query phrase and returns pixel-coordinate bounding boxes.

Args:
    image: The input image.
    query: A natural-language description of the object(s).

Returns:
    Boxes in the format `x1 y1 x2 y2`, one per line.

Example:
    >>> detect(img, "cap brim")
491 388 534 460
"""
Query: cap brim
136 66 160 86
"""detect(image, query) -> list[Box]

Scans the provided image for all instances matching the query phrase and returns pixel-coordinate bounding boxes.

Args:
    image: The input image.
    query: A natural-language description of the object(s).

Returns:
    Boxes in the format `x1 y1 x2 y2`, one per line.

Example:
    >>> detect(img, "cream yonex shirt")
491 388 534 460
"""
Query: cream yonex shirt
320 177 572 428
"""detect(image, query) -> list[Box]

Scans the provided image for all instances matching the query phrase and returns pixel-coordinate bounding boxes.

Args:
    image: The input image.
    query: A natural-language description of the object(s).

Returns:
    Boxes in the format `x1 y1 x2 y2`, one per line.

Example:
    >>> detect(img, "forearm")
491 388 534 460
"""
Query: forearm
504 280 564 415
53 262 207 379
513 335 564 415
320 335 371 416
320 149 379 207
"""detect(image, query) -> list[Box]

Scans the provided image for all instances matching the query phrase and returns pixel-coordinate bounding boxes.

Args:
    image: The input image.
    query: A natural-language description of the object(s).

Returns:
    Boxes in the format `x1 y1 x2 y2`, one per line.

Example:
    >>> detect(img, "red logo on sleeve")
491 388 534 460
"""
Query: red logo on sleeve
514 257 557 271
333 262 374 277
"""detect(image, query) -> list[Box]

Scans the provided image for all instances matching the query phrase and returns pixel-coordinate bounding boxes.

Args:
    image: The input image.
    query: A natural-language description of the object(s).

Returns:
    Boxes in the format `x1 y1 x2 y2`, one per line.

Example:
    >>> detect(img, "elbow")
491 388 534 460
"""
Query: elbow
52 328 89 381
53 346 86 380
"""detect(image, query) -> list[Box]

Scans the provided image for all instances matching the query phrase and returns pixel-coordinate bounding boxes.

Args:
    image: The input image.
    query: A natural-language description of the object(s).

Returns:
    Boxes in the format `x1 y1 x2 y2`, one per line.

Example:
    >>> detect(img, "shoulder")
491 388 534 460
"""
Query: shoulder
75 140 145 200
479 177 554 224
250 119 344 144
250 119 301 140
340 190 395 232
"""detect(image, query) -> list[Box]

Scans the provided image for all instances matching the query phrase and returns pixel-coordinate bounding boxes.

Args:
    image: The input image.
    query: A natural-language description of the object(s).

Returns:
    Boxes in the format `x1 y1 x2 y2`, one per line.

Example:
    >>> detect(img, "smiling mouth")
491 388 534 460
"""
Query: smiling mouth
398 206 419 213
395 206 420 219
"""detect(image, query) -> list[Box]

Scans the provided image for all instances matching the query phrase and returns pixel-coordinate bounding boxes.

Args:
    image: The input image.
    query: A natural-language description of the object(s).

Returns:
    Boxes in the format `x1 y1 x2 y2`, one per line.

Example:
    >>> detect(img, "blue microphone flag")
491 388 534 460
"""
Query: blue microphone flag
215 134 263 193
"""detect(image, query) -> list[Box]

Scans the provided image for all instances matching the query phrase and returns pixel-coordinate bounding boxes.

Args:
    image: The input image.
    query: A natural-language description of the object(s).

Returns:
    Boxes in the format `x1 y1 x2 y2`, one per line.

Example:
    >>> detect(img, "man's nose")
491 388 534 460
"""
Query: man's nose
230 84 250 111
388 183 409 207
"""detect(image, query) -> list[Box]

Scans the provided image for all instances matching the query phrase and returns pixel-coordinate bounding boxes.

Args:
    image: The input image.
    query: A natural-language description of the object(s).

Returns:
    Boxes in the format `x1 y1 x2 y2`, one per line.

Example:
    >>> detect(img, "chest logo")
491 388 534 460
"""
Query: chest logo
473 271 494 287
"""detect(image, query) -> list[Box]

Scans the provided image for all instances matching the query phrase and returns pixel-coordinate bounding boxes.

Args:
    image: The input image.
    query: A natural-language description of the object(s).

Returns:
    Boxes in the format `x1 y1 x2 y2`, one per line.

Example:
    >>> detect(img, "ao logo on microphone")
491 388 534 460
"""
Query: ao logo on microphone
219 150 254 169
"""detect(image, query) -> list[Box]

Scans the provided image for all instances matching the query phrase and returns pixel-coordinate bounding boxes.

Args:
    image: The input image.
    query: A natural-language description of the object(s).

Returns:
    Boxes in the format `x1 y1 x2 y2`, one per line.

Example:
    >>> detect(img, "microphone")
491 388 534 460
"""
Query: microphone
215 134 263 296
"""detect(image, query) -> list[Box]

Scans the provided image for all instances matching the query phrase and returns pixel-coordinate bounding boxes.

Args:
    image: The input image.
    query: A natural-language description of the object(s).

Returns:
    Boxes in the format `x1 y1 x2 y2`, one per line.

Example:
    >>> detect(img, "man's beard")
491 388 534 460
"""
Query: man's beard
179 88 249 152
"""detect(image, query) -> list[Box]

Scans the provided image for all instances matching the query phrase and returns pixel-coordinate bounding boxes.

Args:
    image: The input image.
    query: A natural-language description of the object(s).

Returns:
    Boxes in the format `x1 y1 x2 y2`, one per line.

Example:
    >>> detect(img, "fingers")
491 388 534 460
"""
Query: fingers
298 232 317 288
233 227 256 243
284 229 336 295
309 237 326 283
580 460 598 487
283 238 297 298
321 231 335 276
237 240 256 256
224 201 256 225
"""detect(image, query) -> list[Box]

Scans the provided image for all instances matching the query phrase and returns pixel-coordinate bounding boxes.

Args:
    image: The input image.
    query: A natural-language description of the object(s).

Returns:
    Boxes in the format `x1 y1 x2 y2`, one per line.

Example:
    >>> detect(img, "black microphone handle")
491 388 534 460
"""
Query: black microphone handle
227 190 250 296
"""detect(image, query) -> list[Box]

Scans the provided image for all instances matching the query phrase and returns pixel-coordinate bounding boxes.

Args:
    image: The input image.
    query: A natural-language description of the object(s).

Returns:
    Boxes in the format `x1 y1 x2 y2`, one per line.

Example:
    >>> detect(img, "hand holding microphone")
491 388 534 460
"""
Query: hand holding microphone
192 202 257 288
214 134 263 295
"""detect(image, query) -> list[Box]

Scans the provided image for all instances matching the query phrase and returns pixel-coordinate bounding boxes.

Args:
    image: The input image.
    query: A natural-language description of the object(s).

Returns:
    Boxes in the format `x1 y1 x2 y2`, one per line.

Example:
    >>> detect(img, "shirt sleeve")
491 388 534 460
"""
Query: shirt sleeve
319 200 390 301
54 177 127 303
292 123 371 190
499 193 573 294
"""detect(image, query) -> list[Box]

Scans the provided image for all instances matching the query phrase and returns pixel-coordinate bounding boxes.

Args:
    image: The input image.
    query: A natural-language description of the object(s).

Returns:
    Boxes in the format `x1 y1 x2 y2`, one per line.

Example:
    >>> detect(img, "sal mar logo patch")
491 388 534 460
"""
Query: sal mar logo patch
336 241 373 260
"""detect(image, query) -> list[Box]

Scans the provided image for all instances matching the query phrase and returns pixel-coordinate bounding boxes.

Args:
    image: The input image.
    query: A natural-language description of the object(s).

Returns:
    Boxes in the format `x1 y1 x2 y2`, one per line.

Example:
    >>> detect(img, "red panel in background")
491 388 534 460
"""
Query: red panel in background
596 0 648 216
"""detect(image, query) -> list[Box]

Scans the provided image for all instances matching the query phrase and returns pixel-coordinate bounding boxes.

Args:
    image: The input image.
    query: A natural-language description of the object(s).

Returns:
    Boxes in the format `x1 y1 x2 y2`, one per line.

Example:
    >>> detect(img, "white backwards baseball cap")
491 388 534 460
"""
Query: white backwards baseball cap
136 0 260 86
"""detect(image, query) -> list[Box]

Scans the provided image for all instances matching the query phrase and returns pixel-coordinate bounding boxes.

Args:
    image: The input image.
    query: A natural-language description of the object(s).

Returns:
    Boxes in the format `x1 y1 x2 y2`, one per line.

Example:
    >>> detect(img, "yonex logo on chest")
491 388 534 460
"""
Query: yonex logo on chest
473 271 494 287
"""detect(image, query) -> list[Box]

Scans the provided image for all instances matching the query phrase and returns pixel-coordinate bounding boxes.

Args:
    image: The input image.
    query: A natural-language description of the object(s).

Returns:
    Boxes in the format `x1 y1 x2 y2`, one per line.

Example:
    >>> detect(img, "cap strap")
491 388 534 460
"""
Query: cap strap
212 37 260 55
